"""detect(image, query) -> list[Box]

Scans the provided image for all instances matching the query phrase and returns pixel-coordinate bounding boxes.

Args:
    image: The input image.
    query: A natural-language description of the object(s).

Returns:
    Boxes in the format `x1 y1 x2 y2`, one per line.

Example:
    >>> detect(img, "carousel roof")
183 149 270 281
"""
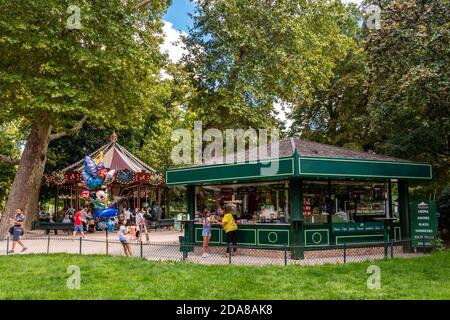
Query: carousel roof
61 132 158 174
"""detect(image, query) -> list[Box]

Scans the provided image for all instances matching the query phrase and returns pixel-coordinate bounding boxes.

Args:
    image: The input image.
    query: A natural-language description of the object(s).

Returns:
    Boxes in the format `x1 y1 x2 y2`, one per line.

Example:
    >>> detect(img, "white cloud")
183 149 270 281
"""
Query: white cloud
160 20 187 63
274 102 293 132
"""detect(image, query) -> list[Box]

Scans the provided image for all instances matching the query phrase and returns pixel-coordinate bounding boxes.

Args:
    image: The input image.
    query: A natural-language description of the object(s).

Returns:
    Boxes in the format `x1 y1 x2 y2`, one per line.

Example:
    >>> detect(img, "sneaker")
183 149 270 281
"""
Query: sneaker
21 247 28 252
202 253 207 258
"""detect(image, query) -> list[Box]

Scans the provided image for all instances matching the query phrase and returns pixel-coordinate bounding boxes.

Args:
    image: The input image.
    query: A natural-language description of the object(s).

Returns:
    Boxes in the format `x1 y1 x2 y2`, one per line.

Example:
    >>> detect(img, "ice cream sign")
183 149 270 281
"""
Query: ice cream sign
410 201 437 247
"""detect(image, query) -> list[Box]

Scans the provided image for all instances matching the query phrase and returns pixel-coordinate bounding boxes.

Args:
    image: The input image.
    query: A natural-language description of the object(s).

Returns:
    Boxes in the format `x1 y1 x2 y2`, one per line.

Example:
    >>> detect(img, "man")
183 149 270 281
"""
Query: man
8 209 28 253
72 209 86 239
216 205 238 256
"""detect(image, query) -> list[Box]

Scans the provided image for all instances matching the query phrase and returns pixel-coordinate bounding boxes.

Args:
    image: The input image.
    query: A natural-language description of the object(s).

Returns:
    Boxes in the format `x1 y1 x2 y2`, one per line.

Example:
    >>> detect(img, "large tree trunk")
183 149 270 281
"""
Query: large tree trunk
0 113 52 237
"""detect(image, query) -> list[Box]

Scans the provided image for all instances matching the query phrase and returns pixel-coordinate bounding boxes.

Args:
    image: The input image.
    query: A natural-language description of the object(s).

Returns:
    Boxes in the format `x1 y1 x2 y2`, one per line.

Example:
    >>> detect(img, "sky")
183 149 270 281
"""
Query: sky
160 0 364 130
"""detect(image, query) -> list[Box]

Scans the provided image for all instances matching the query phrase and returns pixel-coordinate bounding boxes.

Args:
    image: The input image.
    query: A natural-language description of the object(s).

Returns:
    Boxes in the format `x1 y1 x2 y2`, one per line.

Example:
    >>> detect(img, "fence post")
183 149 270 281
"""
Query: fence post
284 244 288 266
228 243 232 265
47 235 50 254
6 237 10 255
384 239 388 258
390 240 394 259
423 235 426 254
343 242 347 264
79 237 82 255
106 238 109 255
140 241 143 259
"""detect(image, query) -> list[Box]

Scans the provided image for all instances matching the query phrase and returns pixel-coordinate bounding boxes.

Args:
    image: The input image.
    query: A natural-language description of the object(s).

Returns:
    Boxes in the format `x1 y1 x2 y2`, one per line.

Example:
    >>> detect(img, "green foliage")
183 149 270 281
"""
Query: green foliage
0 0 168 129
0 122 24 210
366 0 450 186
290 4 369 148
0 252 449 299
438 186 450 213
432 236 446 252
183 0 356 130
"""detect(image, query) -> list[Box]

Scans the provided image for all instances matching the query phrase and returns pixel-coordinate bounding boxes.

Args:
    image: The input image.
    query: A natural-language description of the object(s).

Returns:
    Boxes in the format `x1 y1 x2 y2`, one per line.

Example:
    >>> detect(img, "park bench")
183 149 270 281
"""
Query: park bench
36 221 74 235
148 219 175 231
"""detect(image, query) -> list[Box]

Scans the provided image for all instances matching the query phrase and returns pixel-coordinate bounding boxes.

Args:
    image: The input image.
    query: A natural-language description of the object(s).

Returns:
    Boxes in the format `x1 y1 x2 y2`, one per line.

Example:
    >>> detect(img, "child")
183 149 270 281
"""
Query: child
72 210 86 239
202 210 213 258
118 220 132 257
129 222 137 241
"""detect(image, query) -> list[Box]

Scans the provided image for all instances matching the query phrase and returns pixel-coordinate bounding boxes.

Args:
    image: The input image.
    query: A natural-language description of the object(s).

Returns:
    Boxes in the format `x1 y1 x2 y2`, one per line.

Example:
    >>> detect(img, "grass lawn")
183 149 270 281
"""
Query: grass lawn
0 251 449 299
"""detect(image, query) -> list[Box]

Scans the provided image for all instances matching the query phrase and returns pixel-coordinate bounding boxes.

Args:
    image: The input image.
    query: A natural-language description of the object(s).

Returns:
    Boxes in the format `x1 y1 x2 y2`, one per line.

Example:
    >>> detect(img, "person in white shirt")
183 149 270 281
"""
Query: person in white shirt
118 220 132 257
125 207 132 223
135 209 149 242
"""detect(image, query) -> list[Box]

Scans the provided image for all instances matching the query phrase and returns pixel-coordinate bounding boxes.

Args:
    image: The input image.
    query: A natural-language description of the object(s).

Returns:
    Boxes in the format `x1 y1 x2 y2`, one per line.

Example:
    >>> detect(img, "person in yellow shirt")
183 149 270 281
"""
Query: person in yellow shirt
216 205 238 255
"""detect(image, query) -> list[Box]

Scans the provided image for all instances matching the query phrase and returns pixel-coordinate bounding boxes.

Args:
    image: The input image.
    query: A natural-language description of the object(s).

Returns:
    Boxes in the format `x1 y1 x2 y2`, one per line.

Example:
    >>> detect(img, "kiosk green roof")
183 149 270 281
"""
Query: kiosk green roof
166 137 432 186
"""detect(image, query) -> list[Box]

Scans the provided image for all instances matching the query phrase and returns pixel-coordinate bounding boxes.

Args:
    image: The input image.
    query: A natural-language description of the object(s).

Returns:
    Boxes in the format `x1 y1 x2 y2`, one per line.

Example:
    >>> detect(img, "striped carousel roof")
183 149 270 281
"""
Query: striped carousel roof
61 132 158 174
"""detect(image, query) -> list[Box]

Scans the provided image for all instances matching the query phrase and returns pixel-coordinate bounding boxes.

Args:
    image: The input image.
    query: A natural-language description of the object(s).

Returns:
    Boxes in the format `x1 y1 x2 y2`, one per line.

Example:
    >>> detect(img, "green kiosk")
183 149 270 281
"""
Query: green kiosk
166 138 432 258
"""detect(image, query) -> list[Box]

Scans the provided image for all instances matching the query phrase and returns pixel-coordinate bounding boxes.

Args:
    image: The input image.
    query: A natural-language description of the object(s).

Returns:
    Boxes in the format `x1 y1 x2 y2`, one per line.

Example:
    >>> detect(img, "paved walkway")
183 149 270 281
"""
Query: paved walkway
0 230 424 266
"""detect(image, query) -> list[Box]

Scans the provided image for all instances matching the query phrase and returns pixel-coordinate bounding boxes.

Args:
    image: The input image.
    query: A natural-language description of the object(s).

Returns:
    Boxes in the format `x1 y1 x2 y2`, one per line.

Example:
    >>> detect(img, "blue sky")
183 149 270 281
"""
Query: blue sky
164 0 196 32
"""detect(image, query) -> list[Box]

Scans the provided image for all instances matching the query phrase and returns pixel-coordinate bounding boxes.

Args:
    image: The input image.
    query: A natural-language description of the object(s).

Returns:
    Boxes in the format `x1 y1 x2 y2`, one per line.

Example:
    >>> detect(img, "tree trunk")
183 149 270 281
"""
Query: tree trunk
0 113 52 237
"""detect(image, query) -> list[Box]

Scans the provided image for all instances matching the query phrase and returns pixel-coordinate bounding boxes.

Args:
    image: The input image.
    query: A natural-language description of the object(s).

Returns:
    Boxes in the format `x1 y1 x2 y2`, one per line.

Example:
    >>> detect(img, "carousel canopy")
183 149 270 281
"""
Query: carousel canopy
47 132 164 186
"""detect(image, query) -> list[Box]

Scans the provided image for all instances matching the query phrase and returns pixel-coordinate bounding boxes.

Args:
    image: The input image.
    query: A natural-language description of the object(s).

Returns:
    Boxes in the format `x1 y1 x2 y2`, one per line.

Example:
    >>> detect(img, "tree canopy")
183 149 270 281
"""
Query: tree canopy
182 0 356 130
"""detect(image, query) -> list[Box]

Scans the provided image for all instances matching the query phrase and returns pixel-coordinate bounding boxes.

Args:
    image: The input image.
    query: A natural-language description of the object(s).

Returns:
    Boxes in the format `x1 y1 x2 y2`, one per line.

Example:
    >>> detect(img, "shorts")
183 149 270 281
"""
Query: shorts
202 229 211 237
12 227 23 241
74 224 84 233
120 239 129 244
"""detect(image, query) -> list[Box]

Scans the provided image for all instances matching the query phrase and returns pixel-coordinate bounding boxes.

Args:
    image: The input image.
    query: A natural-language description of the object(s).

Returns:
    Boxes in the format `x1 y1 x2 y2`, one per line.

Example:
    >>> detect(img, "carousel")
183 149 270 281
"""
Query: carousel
45 132 165 220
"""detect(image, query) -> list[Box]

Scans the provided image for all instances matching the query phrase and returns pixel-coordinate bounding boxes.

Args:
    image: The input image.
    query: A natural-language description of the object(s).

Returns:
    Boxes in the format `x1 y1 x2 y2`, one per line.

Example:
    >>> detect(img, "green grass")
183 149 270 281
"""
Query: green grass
0 252 449 299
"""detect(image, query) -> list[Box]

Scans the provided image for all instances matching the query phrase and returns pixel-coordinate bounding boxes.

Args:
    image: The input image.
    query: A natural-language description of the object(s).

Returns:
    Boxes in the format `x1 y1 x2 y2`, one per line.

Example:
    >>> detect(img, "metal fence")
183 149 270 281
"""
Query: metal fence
0 236 438 266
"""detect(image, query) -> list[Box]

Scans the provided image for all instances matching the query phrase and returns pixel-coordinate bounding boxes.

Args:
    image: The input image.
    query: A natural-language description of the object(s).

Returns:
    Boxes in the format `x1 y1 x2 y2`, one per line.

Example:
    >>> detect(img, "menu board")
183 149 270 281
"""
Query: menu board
410 201 437 247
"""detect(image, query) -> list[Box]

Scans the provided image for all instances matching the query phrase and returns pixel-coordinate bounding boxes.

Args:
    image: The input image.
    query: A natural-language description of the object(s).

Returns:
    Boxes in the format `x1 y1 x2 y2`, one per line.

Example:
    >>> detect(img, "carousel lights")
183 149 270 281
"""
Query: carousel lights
116 169 136 185
46 171 66 185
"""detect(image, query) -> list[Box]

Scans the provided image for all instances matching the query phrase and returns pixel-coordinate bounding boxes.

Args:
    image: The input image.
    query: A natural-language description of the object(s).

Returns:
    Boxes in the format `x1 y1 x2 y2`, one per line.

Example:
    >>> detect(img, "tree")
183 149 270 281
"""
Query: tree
0 0 169 234
0 121 24 212
182 0 356 130
366 0 450 190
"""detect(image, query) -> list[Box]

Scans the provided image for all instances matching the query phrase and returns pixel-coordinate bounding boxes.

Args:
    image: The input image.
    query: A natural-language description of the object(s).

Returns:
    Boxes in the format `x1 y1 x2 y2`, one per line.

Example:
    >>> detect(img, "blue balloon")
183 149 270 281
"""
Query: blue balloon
86 177 103 190
94 207 119 219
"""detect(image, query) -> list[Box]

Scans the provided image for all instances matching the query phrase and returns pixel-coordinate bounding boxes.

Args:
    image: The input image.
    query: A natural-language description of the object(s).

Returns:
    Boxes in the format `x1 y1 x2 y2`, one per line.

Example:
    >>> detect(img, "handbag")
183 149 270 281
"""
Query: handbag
8 226 14 235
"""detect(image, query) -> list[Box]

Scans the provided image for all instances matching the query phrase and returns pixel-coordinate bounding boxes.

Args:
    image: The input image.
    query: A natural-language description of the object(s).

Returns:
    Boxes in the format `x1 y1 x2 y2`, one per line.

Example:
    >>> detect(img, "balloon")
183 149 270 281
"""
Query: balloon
86 177 103 190
104 169 116 184
98 169 108 180
94 207 119 219
97 162 105 170
84 156 98 178
95 152 104 165
81 170 90 183
80 190 90 199
96 190 108 202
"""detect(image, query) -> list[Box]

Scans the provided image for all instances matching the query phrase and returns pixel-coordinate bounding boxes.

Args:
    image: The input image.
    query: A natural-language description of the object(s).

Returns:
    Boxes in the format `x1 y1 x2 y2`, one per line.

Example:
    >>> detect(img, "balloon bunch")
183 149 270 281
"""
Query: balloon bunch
80 154 119 219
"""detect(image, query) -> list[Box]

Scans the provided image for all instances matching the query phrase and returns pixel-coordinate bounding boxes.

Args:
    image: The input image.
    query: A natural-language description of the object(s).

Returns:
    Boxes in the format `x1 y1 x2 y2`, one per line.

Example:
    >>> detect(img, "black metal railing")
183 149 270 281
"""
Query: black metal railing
0 235 439 266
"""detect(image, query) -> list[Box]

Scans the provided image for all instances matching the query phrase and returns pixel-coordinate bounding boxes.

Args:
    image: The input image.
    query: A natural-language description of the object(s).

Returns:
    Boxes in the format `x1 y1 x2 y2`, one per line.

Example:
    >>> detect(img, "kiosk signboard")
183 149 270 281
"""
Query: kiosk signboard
410 201 437 246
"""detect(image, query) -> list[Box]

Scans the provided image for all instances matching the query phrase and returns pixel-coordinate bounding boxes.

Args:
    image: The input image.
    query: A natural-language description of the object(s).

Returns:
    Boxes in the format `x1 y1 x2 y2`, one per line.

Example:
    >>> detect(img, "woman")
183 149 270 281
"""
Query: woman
118 219 133 257
216 206 238 256
8 209 28 253
201 209 213 258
